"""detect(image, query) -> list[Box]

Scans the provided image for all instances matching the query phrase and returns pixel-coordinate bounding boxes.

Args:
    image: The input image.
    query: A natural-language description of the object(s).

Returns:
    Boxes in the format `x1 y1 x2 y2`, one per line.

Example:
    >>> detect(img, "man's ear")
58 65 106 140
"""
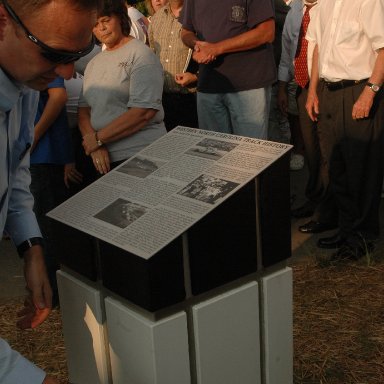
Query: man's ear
0 6 8 41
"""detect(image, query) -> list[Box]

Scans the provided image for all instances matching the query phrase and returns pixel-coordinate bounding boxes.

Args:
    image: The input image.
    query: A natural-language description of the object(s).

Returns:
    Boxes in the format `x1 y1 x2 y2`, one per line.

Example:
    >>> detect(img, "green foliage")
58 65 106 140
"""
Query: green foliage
136 1 149 16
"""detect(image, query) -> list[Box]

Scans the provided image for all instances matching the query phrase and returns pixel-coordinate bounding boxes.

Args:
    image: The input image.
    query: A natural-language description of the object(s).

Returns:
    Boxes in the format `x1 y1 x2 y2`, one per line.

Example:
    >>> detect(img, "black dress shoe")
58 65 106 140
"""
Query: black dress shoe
291 202 315 218
299 220 337 234
317 233 346 249
330 241 374 262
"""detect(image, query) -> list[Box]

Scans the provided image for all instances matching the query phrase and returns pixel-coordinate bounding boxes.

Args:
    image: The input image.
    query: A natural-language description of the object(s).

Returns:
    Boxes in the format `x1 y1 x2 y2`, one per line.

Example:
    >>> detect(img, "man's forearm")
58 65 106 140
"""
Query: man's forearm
308 44 319 93
34 88 67 145
306 44 320 121
199 18 275 57
195 19 275 58
181 28 198 49
368 48 384 86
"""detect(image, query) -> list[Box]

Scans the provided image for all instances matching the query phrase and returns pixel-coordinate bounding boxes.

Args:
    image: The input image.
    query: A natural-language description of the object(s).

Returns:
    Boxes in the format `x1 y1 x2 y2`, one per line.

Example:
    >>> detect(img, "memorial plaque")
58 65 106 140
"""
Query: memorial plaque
49 127 292 311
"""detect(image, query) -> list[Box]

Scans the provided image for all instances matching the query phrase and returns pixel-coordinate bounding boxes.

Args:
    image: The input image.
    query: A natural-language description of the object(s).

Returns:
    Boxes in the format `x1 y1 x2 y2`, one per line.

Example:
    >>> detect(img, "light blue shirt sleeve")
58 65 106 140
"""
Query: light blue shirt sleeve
278 0 304 82
0 68 42 245
0 338 46 384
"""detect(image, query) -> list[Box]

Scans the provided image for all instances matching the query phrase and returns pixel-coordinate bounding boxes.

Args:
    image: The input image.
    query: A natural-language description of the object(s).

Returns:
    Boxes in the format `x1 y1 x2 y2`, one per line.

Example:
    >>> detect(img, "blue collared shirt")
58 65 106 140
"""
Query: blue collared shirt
0 68 42 246
0 338 45 384
278 0 305 82
0 69 45 384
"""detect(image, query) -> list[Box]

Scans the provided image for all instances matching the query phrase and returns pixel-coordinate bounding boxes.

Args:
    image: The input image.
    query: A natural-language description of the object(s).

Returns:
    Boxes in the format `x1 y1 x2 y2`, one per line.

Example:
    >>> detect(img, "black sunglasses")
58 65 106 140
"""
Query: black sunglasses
2 0 95 64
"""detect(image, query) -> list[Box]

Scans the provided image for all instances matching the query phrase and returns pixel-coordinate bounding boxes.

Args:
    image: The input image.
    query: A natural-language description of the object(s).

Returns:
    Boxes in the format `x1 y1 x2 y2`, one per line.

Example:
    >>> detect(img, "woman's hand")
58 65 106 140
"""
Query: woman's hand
90 147 111 175
64 163 83 188
82 132 100 155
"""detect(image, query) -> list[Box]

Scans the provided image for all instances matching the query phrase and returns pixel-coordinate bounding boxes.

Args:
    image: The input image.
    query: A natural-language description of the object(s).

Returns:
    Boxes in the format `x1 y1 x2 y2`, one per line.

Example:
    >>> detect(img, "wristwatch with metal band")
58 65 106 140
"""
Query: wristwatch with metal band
366 82 381 93
95 132 103 147
17 237 44 257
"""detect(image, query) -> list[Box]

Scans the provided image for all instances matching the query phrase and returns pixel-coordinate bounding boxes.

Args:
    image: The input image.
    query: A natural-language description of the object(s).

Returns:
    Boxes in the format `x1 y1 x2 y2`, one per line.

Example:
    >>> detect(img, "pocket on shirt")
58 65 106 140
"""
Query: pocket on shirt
228 3 247 23
336 21 360 46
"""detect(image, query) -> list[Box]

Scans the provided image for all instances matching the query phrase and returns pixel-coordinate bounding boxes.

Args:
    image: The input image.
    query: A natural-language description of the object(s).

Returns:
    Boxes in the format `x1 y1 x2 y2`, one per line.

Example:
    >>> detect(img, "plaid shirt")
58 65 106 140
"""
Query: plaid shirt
148 4 196 94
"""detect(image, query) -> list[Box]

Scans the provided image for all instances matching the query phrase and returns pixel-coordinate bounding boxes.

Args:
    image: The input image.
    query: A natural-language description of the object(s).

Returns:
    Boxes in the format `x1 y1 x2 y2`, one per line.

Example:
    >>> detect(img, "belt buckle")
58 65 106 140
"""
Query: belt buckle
325 81 339 91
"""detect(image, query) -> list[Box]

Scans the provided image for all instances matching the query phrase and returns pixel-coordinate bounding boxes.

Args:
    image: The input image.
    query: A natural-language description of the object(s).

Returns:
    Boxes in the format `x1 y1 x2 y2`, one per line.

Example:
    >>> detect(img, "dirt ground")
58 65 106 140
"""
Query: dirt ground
2 245 384 383
291 250 384 384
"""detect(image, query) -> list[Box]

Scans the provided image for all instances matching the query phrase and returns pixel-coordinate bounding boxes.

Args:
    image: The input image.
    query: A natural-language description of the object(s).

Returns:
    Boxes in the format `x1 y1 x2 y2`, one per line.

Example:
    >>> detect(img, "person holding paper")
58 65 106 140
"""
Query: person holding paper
148 0 198 131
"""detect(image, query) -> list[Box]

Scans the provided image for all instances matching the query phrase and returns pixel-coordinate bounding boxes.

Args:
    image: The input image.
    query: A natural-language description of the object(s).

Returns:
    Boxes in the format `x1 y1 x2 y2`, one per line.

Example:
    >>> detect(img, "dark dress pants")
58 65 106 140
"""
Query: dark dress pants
163 92 198 132
30 164 69 298
297 87 337 225
317 81 384 240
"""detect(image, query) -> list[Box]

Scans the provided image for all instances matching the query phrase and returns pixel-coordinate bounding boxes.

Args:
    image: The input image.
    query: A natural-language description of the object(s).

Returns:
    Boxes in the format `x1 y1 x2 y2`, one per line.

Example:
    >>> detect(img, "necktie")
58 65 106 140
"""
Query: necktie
294 6 310 88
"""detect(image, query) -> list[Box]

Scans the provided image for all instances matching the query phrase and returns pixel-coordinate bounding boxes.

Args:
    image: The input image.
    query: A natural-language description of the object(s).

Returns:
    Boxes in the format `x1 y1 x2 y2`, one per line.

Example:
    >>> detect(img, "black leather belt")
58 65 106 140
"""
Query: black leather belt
324 78 368 91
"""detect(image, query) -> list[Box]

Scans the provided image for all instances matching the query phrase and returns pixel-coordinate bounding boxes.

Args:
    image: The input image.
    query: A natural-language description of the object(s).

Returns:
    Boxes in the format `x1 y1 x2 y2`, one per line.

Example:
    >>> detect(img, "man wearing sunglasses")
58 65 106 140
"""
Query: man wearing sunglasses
0 0 100 383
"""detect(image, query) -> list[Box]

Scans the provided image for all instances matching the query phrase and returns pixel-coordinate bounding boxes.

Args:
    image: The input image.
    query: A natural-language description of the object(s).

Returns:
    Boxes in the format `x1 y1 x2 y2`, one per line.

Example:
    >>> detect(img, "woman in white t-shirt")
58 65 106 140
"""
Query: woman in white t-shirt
79 0 166 176
126 1 149 43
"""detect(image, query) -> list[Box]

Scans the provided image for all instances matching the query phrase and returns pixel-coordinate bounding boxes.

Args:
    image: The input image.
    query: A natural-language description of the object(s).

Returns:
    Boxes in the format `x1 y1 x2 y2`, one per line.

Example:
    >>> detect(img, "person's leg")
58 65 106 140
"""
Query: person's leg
182 93 199 129
268 82 291 144
312 82 348 247
288 113 305 171
318 83 384 258
30 164 67 306
162 93 180 132
295 87 338 227
333 84 384 242
297 87 321 200
164 93 198 129
225 87 271 139
287 80 305 171
197 92 232 133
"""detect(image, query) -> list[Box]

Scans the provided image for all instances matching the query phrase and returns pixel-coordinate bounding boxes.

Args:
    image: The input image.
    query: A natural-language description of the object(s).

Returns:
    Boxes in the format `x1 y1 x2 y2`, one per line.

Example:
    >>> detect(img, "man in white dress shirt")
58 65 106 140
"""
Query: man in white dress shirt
305 0 384 260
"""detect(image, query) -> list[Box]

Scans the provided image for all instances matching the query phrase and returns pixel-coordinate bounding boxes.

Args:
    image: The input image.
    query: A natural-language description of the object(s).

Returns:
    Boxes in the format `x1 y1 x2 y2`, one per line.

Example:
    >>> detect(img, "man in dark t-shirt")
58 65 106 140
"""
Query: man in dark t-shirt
181 0 276 138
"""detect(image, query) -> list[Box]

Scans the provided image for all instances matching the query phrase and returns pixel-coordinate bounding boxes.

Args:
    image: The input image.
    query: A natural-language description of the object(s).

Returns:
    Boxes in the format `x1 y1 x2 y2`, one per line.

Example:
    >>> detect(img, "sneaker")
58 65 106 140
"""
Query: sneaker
290 153 304 171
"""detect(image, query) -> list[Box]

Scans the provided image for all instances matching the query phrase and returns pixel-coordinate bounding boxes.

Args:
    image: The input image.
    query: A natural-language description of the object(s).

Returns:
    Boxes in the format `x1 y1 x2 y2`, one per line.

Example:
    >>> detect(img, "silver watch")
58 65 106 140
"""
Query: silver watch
366 82 381 93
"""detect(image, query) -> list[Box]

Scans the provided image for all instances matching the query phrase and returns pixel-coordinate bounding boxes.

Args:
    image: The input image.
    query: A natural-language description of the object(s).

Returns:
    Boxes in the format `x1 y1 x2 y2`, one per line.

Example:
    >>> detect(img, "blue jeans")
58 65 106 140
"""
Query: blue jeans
197 87 271 139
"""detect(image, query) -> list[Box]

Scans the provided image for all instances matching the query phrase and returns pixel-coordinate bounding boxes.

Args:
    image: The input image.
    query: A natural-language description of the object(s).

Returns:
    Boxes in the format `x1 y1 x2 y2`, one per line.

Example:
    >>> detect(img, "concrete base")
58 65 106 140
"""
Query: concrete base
58 267 292 384
57 270 111 384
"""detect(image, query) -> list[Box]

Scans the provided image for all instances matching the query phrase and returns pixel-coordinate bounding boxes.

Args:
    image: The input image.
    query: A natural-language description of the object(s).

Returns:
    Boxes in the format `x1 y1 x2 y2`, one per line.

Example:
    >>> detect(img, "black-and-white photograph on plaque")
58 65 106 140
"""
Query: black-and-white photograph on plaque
186 138 238 160
178 174 239 204
116 156 164 178
94 198 147 228
198 138 239 152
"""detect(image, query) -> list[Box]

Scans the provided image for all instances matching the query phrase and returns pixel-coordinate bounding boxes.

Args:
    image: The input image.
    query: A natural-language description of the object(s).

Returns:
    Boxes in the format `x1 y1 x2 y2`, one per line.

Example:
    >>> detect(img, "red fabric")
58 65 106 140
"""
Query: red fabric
294 6 310 88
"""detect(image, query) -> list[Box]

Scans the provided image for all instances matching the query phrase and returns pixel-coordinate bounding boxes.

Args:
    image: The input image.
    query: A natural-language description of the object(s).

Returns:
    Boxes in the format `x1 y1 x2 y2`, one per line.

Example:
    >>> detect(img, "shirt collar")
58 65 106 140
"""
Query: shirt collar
163 3 179 19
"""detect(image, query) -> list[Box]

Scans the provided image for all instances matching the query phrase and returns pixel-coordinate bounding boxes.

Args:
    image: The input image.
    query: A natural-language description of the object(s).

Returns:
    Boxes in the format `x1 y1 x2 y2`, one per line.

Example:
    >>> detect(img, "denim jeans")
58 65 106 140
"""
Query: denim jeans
197 87 271 139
